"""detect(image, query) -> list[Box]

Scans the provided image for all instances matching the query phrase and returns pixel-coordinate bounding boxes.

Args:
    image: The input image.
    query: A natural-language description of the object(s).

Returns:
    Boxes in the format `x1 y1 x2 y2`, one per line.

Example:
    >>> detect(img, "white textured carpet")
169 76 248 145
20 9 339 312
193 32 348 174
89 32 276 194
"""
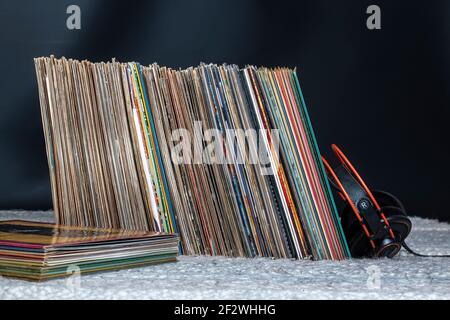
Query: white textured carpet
0 210 449 300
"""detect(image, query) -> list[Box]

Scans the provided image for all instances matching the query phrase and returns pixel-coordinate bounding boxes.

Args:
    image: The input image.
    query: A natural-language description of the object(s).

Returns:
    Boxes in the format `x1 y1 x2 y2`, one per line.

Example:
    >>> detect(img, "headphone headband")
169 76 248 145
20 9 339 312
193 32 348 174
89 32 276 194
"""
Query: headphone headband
333 165 388 241
322 145 409 258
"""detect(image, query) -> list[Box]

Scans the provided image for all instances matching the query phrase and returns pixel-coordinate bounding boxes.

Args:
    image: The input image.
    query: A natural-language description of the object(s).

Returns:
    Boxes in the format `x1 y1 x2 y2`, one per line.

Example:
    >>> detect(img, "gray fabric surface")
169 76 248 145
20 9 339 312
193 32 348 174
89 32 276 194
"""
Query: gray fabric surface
0 210 449 300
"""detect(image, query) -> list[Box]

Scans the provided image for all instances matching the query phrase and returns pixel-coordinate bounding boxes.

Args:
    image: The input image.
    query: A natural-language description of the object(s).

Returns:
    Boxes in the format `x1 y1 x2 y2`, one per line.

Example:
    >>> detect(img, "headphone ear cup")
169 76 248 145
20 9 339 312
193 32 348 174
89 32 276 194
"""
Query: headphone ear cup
341 205 373 258
348 230 372 258
381 206 412 242
342 204 412 258
372 190 406 212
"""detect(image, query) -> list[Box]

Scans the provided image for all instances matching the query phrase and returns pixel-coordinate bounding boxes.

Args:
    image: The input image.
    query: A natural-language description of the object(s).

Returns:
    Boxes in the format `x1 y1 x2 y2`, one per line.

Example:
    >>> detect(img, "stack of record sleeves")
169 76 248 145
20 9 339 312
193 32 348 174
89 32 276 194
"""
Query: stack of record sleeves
34 56 350 260
0 220 179 280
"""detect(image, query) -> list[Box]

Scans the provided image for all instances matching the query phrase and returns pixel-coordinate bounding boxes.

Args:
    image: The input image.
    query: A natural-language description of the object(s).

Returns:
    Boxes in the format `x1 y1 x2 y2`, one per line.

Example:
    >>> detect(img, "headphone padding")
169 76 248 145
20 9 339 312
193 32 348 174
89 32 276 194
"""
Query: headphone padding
347 228 373 258
381 206 412 241
341 205 373 258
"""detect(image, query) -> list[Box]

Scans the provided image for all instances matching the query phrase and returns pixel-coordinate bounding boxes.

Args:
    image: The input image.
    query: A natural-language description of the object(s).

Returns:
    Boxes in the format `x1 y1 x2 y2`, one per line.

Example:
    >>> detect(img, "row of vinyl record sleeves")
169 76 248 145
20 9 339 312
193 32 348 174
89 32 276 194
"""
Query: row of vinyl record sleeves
34 57 351 260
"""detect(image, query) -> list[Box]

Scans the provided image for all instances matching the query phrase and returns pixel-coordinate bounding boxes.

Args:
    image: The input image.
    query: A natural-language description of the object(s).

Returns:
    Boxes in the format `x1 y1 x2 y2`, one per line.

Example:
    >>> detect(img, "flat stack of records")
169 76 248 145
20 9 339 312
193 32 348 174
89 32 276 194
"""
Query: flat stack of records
0 220 179 280
34 56 350 260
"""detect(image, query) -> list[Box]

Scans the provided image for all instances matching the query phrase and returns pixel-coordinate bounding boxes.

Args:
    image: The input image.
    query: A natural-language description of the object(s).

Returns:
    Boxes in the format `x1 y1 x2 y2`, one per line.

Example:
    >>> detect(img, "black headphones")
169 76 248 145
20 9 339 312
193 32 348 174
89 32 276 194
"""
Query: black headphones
322 144 412 258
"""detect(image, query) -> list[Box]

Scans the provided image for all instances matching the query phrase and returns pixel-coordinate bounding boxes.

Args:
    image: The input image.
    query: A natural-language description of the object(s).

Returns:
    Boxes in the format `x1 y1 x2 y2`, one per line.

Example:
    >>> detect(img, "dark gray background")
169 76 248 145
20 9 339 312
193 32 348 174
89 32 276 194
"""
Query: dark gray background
0 0 448 221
